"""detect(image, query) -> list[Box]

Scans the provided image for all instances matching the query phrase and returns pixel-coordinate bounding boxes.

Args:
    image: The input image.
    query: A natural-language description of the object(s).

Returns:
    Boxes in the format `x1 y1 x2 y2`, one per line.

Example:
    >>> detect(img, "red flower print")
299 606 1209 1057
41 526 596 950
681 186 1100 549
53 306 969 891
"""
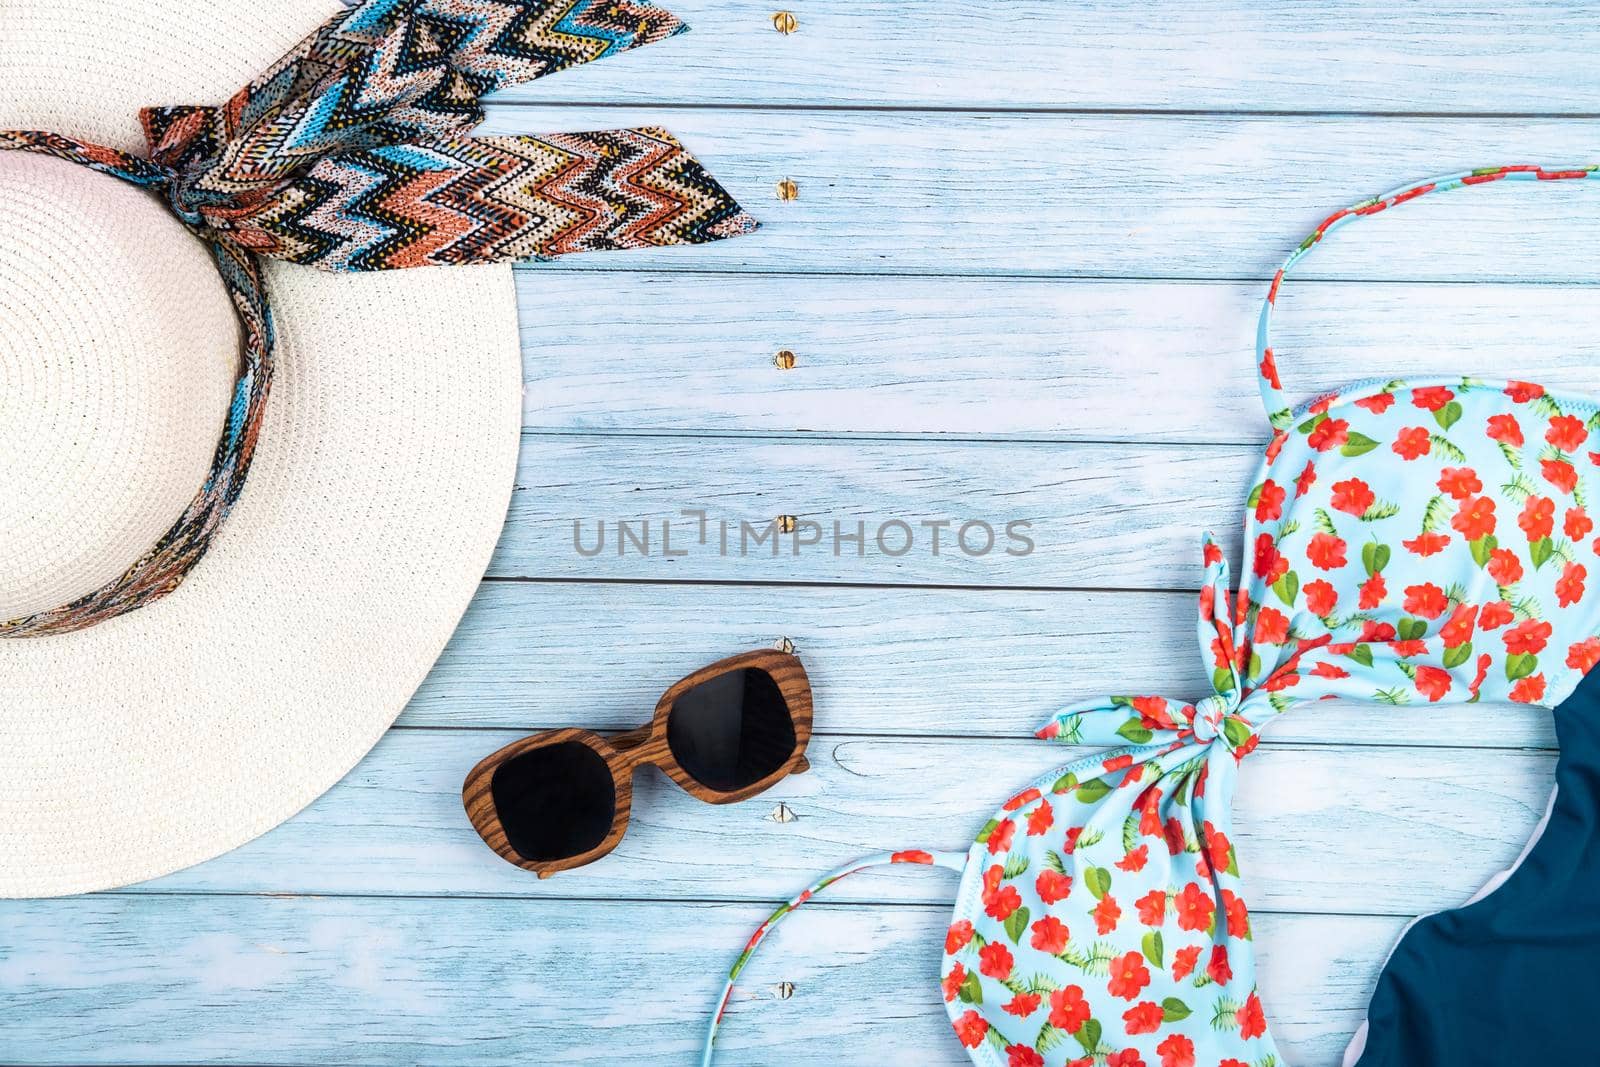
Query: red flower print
942 962 965 1003
1164 817 1187 856
1117 844 1149 872
1296 461 1317 497
1487 413 1524 446
1203 820 1232 872
984 884 1022 921
953 1009 988 1048
1305 579 1338 617
1036 868 1072 905
1542 457 1579 494
1355 391 1396 414
1487 548 1524 587
1437 467 1483 501
1207 944 1233 984
979 941 1015 980
1108 1051 1146 1067
1222 1062 1250 1067
1412 385 1454 411
1480 600 1514 630
1519 496 1555 541
1123 1000 1165 1035
1106 951 1151 1001
1568 638 1600 674
1402 582 1449 619
1392 426 1431 460
1439 603 1478 648
1558 562 1587 608
1547 414 1588 453
1002 788 1042 812
1254 607 1290 645
1470 653 1492 697
1048 985 1091 1032
1403 531 1451 557
1030 915 1070 955
1390 639 1427 659
1307 532 1349 571
1003 991 1041 1018
1094 894 1122 934
1358 619 1398 643
1307 417 1349 452
1063 826 1084 853
1027 801 1055 837
1506 381 1545 403
1157 1033 1197 1067
987 818 1016 855
1136 889 1167 926
1358 571 1387 610
1174 882 1215 932
1311 661 1349 679
1132 695 1178 729
1566 508 1594 541
1255 479 1286 522
891 849 933 865
1451 496 1497 541
1171 945 1201 981
1222 888 1250 937
945 919 975 955
1511 674 1547 704
1253 533 1289 583
1504 619 1553 656
1006 1045 1045 1067
1238 992 1268 1039
1415 665 1452 702
1331 478 1376 516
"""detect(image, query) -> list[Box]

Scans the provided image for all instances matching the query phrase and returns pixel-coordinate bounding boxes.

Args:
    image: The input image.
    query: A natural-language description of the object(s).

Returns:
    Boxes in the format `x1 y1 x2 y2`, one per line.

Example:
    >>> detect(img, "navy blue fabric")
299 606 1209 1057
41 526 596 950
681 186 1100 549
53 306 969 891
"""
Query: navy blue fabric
1354 667 1600 1066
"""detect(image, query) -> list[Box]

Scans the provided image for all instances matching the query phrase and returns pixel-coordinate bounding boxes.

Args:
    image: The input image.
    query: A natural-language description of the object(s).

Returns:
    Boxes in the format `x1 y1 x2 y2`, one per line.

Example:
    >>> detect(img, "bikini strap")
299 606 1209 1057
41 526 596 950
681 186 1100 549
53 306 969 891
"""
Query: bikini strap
1256 165 1598 430
700 848 965 1066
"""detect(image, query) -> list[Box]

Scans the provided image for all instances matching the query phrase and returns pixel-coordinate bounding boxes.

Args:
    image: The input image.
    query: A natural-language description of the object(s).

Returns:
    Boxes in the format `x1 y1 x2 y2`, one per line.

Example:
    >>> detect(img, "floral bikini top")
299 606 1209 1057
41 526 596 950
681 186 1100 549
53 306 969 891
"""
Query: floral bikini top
701 165 1600 1067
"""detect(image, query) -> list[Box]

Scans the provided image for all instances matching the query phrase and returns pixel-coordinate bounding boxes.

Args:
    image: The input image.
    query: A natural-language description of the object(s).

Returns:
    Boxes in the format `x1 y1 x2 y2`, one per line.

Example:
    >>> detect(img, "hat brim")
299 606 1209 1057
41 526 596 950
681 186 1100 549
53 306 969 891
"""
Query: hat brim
0 0 522 896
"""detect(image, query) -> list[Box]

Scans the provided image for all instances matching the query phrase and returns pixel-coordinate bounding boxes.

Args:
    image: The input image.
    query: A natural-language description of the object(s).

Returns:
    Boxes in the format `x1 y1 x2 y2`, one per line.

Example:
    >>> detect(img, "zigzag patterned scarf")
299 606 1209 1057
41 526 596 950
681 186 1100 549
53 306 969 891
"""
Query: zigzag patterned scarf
0 0 755 638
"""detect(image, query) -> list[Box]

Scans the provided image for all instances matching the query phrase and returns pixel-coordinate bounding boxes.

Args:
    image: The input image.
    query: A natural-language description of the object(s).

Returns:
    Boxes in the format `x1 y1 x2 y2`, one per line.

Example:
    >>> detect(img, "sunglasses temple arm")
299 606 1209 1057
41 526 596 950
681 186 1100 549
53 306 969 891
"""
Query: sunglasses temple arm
699 848 966 1066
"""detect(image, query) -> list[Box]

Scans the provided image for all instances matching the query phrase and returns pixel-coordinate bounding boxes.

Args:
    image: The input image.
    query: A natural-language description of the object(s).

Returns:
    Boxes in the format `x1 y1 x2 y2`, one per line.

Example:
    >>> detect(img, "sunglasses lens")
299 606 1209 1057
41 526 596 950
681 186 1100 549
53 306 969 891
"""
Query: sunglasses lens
667 667 797 792
490 740 616 862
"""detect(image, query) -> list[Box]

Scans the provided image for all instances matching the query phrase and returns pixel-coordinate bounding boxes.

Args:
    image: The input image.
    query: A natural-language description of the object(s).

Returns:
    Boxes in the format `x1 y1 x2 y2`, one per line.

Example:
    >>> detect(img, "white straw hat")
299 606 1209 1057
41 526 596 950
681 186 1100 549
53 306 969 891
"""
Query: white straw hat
0 0 522 895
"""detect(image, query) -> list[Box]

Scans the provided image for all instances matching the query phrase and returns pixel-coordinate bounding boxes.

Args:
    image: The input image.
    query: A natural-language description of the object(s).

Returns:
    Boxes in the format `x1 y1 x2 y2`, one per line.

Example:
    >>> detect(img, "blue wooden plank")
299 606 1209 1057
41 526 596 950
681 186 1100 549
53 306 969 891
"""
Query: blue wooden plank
488 0 1600 114
512 274 1600 442
123 726 1552 922
0 893 1405 1067
482 109 1600 281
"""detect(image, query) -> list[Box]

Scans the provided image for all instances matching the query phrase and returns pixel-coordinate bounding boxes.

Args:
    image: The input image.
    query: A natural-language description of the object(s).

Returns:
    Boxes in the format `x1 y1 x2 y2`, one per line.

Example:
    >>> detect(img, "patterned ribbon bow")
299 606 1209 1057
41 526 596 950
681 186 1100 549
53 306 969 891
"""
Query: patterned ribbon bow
1 0 755 638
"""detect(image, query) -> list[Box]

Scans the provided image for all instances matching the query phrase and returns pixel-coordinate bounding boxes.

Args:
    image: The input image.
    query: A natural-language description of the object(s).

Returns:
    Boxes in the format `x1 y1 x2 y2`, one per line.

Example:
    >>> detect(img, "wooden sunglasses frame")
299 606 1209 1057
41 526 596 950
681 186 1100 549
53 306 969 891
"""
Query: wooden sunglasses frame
461 649 812 877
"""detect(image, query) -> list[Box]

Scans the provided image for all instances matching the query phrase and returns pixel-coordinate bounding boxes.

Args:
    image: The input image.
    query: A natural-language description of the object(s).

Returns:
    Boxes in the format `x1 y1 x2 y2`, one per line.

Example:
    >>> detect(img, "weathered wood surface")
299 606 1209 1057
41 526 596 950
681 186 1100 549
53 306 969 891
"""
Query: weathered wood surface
515 274 1600 441
133 727 1550 921
0 894 1410 1066
489 110 1600 281
409 580 1559 749
494 0 1600 114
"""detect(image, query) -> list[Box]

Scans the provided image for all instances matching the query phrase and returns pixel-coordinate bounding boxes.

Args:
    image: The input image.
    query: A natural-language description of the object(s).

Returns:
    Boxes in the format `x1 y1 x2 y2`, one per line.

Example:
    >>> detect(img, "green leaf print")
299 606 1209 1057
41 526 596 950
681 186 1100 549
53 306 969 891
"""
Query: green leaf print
1375 687 1412 705
1122 813 1141 853
1398 617 1427 642
1075 779 1111 803
1045 850 1068 875
1498 439 1524 471
1073 1018 1103 1056
1034 1022 1068 1053
1142 930 1164 968
1162 997 1193 1022
1506 653 1539 681
1530 537 1556 570
1361 499 1402 522
1340 431 1381 457
1211 996 1245 1031
1004 906 1031 945
1051 771 1079 795
1297 412 1327 435
1115 718 1154 745
1470 534 1499 568
1246 482 1263 508
1222 717 1253 750
1434 400 1463 431
1314 508 1339 537
1272 569 1299 607
1502 474 1536 504
1443 641 1473 669
959 969 983 1004
1361 541 1391 577
1002 854 1031 880
1212 667 1238 694
1421 494 1454 533
1084 867 1113 900
976 819 1000 844
1349 643 1375 668
1429 434 1466 462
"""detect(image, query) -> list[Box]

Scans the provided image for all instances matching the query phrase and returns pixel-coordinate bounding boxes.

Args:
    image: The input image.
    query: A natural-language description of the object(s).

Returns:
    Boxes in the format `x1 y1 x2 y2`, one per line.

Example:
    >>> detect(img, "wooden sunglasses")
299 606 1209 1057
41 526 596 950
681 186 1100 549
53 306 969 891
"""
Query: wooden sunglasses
462 649 812 877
